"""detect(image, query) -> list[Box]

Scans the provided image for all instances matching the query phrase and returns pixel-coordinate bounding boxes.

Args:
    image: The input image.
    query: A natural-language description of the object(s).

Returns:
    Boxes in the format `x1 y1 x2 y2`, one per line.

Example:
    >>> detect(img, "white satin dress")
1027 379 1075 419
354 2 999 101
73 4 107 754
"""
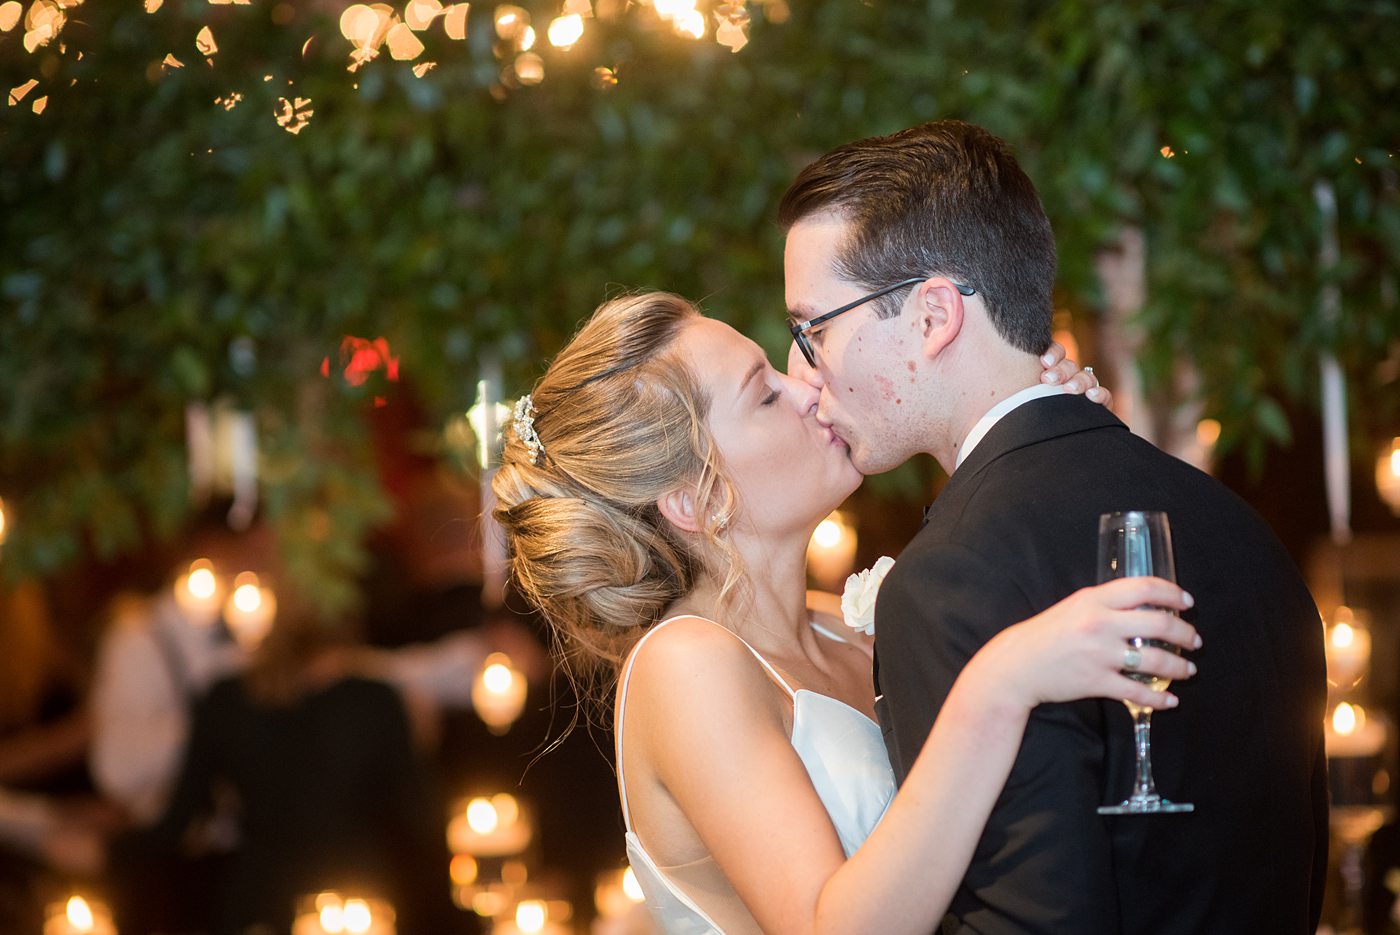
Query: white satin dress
615 616 897 935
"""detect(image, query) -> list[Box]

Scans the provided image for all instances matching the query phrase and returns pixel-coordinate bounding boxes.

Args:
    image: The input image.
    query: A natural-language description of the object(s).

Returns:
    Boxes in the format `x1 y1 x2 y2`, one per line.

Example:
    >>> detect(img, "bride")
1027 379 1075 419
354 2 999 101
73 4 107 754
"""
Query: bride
492 292 1198 935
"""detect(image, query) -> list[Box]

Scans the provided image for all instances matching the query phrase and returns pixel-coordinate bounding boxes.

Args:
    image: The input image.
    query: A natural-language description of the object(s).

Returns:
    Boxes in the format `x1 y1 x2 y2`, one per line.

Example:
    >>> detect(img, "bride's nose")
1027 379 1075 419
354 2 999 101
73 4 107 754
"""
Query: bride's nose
783 371 821 416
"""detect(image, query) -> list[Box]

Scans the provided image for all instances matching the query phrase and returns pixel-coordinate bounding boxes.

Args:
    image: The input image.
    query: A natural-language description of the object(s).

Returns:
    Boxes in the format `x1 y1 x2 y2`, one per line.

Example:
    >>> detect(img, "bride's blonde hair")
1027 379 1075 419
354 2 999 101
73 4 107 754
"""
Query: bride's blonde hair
492 292 740 700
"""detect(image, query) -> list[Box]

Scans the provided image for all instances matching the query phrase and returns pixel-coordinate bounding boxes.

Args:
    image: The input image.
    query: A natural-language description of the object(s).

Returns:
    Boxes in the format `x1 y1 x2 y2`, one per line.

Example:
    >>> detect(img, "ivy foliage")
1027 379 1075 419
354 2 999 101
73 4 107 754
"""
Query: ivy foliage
1 0 1396 606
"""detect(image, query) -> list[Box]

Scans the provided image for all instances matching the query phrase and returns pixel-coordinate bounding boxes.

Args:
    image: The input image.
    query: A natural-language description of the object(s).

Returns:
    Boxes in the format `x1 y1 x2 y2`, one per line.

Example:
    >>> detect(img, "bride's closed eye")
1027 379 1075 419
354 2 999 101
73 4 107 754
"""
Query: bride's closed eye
760 387 782 406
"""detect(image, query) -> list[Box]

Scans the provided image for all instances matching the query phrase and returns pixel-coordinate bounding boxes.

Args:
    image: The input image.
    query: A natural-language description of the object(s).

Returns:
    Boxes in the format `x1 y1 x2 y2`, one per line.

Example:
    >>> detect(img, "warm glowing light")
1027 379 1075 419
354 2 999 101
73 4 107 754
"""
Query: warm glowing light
547 13 584 47
9 78 37 105
483 662 514 694
319 902 346 933
66 896 94 931
275 96 314 134
515 900 547 934
1160 145 1176 158
465 797 499 834
386 22 425 59
491 793 519 827
188 562 218 600
812 519 842 549
472 653 527 732
0 496 7 544
622 867 643 902
494 5 527 38
443 3 468 39
675 9 704 38
0 2 21 32
1195 418 1222 448
196 25 217 56
1333 702 1363 736
405 0 443 30
1331 621 1355 650
339 4 378 44
519 25 537 50
1379 438 1400 515
30 94 46 113
806 511 856 589
514 51 544 84
342 898 372 934
715 19 747 52
233 581 262 613
450 854 479 885
653 0 696 18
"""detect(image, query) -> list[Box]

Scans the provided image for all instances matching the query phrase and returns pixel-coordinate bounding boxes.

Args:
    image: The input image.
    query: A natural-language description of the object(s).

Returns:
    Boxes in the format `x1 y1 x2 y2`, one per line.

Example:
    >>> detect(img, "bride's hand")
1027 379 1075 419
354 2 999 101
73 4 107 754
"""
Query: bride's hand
1039 342 1110 407
977 577 1199 711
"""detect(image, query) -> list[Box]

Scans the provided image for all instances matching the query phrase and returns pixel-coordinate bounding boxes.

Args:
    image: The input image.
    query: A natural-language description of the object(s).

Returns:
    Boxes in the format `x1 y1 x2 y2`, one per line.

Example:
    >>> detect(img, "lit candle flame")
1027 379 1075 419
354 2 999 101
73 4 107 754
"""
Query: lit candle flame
547 13 584 48
233 581 262 614
1333 702 1364 736
1331 621 1355 650
466 797 498 834
187 560 218 600
66 896 94 932
343 898 372 934
483 662 514 694
812 518 842 550
515 899 547 934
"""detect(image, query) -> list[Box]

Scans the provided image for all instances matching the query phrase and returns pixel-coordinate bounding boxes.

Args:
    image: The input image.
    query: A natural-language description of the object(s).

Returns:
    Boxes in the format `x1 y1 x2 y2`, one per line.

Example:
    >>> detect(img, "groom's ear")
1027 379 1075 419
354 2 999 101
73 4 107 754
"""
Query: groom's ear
914 278 966 361
657 487 701 534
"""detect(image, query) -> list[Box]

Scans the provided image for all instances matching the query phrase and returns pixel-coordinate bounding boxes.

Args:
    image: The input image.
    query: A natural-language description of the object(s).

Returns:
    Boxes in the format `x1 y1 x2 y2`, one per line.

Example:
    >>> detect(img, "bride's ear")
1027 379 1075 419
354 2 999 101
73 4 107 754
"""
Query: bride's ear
657 488 701 534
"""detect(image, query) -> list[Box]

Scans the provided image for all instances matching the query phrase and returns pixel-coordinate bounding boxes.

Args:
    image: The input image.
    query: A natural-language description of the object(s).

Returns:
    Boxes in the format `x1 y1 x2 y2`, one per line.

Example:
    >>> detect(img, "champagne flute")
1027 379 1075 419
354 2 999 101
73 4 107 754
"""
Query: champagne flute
1097 510 1194 815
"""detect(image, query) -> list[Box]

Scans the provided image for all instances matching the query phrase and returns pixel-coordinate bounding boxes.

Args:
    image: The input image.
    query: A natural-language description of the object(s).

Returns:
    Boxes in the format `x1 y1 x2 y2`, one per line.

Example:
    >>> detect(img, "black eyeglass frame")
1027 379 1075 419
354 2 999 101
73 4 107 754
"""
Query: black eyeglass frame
788 277 976 368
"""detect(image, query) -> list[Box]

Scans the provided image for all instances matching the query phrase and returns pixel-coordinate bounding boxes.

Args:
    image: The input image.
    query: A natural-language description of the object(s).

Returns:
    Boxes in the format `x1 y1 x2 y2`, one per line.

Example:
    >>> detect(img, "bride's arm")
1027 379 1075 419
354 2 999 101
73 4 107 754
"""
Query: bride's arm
629 579 1196 935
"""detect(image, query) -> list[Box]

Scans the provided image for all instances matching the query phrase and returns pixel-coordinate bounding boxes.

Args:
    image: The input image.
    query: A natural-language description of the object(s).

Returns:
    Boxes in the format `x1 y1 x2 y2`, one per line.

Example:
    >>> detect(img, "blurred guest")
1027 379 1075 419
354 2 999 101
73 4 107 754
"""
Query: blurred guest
121 583 459 934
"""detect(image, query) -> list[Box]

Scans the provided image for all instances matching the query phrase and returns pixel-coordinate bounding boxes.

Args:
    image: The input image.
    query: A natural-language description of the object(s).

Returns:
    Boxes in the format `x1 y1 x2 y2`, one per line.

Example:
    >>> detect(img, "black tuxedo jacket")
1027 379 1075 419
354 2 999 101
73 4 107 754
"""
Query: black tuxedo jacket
873 394 1328 935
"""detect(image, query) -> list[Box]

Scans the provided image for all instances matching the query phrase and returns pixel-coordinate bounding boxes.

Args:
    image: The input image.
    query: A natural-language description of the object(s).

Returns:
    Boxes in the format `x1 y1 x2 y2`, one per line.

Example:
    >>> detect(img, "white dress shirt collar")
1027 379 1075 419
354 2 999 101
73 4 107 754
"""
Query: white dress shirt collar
954 383 1067 470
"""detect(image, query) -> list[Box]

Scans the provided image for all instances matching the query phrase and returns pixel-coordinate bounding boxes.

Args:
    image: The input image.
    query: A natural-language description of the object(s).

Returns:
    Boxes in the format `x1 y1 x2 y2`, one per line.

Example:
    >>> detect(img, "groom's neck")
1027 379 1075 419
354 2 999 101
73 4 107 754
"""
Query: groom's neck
931 345 1044 473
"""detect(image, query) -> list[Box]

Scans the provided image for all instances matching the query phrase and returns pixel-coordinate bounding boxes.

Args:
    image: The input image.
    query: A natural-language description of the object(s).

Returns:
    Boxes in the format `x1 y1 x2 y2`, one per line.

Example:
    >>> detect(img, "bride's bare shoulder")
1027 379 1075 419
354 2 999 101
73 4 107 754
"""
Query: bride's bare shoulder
621 616 784 731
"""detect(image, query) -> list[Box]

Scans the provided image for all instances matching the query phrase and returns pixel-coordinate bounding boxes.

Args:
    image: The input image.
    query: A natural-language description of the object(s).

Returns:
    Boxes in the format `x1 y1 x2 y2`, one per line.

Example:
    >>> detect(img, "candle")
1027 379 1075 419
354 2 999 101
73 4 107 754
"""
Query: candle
447 794 533 857
1326 702 1388 759
291 893 395 935
1325 607 1372 688
490 899 572 935
223 572 277 649
173 558 224 625
594 867 646 920
1378 437 1400 516
806 511 857 592
44 896 117 935
472 653 527 734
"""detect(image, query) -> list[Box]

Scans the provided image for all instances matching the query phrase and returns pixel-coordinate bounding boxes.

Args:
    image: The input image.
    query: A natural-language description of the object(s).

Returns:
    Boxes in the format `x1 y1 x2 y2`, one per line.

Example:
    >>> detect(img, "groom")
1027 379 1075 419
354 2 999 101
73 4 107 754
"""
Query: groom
779 121 1328 934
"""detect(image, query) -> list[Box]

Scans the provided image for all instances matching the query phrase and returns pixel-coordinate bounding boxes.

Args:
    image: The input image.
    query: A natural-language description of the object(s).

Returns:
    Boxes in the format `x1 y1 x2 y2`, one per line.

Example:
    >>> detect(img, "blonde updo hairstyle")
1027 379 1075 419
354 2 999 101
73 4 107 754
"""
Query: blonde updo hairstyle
493 293 741 696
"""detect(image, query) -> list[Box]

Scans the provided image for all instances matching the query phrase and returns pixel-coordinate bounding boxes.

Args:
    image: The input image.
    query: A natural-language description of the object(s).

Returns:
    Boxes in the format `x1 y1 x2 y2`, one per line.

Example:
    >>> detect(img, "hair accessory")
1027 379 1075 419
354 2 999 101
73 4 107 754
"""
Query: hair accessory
513 395 544 464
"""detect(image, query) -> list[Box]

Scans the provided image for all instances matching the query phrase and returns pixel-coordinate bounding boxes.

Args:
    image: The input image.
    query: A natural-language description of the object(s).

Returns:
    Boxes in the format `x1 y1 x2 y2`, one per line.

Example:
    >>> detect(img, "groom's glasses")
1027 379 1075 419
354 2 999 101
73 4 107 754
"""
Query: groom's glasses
788 277 976 368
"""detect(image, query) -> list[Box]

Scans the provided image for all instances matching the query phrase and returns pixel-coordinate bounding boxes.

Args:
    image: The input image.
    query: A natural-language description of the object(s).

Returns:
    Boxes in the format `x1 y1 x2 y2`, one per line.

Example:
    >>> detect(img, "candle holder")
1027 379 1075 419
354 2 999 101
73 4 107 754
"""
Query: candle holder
472 653 527 734
44 896 117 935
806 510 857 593
291 892 396 935
1326 606 1373 691
1325 699 1397 935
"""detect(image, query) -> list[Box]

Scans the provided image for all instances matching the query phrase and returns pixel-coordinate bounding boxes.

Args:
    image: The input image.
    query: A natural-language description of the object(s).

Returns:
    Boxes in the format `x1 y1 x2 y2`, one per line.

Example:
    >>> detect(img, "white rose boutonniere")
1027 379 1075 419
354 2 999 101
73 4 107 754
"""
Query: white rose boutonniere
840 556 895 636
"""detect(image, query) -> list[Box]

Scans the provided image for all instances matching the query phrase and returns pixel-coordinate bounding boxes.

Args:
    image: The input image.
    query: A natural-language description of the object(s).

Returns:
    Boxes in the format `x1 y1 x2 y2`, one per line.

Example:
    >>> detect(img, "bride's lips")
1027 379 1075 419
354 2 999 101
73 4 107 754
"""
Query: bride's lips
824 425 848 448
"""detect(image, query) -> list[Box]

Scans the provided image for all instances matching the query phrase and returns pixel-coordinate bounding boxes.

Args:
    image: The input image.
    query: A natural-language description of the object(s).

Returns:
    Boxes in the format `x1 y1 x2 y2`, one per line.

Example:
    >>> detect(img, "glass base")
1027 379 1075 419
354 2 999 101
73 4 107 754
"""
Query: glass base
1098 797 1194 815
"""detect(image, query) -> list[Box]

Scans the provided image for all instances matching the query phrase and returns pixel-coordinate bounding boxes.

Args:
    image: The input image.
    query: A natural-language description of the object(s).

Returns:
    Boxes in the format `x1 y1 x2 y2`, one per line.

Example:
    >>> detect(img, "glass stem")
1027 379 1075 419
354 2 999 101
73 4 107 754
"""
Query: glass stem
1131 708 1159 801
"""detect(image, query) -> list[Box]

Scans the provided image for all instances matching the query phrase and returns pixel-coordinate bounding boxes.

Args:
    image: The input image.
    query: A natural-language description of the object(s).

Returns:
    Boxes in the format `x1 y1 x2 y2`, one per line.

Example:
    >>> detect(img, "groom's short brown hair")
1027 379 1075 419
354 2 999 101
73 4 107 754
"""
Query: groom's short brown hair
778 120 1056 355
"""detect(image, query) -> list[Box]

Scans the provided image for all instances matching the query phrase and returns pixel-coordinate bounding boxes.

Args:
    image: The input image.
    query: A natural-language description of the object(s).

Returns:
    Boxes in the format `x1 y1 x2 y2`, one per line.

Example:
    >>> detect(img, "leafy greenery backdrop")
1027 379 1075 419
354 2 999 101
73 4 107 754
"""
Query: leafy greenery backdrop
2 0 1397 610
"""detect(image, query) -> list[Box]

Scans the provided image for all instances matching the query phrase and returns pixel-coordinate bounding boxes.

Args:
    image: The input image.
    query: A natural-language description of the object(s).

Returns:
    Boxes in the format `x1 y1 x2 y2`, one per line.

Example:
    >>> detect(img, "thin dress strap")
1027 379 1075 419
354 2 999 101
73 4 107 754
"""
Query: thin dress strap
615 615 796 832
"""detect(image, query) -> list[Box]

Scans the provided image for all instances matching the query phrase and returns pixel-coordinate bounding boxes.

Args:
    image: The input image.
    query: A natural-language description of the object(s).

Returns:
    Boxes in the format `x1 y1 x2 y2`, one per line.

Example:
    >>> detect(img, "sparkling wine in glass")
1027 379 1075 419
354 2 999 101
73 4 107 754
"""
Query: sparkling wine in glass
1097 510 1194 815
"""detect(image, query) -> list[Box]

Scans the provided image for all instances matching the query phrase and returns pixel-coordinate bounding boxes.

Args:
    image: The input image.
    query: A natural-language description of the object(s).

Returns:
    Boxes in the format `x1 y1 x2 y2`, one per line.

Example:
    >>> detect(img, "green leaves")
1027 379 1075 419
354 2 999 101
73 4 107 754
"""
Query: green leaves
0 0 1395 601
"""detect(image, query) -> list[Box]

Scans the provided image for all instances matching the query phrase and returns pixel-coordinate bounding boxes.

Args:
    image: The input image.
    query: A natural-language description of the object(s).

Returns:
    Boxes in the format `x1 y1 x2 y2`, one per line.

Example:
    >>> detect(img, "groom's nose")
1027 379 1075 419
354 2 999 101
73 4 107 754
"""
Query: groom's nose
786 341 824 388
